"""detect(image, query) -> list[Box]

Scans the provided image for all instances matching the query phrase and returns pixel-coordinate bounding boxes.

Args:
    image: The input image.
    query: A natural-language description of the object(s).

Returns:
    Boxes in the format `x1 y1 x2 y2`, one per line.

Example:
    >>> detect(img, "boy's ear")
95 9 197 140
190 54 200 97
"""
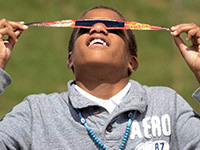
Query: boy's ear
128 56 138 73
67 51 73 70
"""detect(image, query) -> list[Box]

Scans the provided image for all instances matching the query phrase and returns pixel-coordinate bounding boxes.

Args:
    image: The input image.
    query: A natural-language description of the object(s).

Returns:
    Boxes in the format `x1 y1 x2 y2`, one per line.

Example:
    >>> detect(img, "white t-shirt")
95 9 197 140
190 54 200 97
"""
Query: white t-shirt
74 82 131 114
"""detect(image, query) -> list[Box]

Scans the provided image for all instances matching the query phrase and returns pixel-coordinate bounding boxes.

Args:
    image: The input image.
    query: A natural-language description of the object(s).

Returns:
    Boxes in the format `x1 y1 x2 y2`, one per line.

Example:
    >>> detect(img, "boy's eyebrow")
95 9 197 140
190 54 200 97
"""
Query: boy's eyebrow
25 19 170 31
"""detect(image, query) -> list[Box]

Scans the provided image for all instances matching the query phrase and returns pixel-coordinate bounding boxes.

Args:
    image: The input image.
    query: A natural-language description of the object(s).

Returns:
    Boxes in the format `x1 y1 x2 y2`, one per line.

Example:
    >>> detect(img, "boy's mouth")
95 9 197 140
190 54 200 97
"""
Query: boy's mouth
87 36 109 47
88 39 107 47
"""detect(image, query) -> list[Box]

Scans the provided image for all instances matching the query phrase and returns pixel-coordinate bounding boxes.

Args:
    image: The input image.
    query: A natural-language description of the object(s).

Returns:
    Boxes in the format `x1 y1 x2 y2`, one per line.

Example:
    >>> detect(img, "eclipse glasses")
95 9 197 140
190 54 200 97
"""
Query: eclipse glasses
26 19 170 31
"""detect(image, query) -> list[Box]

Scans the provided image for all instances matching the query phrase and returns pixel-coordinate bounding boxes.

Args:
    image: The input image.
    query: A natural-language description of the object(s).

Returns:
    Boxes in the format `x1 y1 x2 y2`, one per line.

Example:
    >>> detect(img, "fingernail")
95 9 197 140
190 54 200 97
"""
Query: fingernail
171 30 177 35
171 26 177 30
23 25 28 29
19 21 24 24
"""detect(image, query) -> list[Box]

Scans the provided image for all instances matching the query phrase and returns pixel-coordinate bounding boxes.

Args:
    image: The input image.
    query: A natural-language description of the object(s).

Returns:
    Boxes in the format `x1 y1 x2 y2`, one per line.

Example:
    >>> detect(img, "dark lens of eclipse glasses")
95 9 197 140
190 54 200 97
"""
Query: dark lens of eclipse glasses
75 20 125 28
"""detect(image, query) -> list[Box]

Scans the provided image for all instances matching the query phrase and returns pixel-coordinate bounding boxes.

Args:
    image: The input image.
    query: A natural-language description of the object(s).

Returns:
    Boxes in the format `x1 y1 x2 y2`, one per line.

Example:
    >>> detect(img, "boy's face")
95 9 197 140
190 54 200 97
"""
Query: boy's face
68 9 137 77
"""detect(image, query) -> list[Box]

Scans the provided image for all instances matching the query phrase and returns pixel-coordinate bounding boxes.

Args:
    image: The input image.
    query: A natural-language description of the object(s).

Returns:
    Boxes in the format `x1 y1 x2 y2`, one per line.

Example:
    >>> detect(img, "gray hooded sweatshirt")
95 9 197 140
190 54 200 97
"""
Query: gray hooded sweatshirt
0 68 200 150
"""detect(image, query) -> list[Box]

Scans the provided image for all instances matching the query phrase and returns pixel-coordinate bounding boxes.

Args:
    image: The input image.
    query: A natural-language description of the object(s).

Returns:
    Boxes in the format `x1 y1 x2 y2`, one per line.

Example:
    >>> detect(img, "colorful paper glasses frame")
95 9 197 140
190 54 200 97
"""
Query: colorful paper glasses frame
26 19 170 31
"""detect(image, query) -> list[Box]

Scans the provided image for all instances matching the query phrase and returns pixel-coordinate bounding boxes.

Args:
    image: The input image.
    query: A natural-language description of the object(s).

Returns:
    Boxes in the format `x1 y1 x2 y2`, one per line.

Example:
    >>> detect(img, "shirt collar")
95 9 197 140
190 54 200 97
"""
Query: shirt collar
67 80 147 114
74 82 131 114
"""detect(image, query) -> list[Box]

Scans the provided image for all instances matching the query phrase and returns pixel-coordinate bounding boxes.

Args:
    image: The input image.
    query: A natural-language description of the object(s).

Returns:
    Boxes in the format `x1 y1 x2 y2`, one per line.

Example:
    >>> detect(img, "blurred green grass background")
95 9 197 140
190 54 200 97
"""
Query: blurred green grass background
0 0 199 118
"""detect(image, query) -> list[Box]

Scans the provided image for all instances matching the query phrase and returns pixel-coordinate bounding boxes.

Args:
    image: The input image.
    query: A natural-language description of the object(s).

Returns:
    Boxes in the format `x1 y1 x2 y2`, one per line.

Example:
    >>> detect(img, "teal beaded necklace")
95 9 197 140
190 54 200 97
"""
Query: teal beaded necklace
76 109 134 150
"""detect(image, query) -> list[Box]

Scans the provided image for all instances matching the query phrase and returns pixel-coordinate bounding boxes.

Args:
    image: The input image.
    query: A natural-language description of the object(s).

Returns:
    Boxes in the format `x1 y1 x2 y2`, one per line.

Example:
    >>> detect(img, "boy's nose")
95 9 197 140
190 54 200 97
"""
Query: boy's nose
89 23 108 35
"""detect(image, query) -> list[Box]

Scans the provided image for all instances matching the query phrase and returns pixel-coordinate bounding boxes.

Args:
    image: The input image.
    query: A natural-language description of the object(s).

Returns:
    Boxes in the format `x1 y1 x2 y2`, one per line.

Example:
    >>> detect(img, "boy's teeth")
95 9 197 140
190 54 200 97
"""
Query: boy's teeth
89 39 107 47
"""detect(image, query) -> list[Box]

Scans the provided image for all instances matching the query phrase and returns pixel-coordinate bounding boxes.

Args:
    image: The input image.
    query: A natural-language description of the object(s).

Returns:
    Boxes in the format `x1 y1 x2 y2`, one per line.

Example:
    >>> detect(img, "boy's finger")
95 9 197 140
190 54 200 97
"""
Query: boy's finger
0 28 17 42
173 36 188 57
8 21 28 31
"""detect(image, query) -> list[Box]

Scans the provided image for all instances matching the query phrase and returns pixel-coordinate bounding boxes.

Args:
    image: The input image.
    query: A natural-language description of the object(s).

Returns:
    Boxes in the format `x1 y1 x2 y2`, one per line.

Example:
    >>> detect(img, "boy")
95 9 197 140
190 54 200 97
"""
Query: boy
0 6 200 150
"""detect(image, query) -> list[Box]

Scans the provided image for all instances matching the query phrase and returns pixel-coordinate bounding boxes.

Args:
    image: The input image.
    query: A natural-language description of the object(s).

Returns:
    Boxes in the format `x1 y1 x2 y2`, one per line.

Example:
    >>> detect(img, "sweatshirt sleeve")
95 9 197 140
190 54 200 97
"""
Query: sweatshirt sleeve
0 68 11 94
176 93 200 149
0 99 31 149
